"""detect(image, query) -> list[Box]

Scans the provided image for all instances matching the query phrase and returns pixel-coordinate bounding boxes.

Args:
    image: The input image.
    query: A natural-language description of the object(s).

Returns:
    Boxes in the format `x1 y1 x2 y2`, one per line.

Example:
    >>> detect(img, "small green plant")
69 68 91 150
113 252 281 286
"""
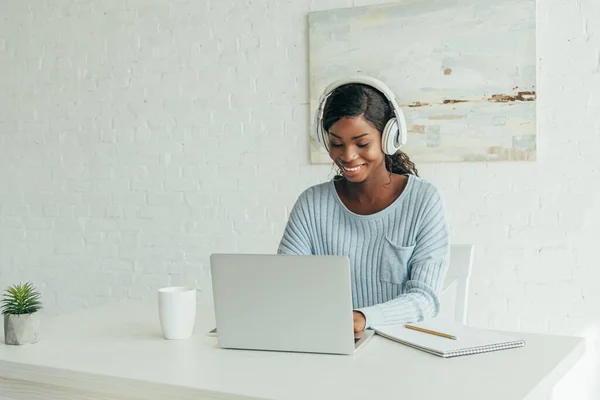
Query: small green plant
1 282 42 315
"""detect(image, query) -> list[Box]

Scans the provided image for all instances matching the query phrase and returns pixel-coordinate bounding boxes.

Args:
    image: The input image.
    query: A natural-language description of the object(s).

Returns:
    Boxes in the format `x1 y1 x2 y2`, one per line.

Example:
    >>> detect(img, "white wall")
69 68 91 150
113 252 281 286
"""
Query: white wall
1 0 598 397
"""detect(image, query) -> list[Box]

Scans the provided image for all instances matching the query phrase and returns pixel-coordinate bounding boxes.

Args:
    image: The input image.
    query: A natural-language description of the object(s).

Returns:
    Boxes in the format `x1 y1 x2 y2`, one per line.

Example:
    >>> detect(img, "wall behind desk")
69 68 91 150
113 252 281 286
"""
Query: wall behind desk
0 1 598 397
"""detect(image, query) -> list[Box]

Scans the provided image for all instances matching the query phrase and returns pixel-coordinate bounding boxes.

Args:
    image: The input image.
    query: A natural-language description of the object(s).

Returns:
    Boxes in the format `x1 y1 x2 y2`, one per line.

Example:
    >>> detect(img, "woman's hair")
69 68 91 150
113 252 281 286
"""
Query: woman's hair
322 83 418 177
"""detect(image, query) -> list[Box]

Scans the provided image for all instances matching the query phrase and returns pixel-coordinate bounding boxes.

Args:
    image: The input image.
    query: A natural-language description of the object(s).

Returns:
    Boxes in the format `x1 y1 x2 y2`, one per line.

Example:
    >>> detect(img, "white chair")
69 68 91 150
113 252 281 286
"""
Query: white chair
442 244 475 324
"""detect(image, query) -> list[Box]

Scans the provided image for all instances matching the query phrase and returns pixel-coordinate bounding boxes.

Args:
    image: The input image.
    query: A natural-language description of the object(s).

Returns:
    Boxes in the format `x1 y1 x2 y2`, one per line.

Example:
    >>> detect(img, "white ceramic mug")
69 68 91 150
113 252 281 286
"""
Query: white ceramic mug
158 287 197 340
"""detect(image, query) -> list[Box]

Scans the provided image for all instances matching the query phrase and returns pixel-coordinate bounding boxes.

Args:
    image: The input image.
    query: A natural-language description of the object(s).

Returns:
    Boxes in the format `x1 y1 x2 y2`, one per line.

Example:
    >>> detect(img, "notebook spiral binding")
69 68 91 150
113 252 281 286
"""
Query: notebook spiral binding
444 339 526 358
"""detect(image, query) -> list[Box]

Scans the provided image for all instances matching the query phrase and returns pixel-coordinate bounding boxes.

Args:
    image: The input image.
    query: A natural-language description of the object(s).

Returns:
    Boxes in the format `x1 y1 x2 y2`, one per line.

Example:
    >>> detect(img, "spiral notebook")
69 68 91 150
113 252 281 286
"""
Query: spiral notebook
372 318 525 358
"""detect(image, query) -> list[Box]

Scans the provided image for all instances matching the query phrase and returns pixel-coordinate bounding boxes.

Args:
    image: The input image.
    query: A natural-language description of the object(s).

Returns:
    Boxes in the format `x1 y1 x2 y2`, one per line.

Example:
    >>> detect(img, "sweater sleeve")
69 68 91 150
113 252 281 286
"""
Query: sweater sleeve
277 191 314 255
357 187 450 328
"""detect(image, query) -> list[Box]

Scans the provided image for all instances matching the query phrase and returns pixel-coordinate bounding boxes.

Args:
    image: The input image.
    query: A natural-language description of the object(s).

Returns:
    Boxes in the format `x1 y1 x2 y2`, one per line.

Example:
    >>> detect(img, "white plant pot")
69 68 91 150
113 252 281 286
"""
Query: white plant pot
3 313 40 345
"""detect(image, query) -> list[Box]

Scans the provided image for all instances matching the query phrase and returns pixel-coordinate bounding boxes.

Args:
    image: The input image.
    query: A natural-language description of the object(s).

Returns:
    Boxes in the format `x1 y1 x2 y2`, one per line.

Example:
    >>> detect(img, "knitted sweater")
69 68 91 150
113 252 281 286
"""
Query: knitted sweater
277 174 450 328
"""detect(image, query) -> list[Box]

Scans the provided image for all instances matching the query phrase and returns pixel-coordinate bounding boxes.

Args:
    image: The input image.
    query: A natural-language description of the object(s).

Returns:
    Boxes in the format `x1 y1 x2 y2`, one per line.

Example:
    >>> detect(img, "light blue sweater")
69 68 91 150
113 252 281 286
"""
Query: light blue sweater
277 174 450 328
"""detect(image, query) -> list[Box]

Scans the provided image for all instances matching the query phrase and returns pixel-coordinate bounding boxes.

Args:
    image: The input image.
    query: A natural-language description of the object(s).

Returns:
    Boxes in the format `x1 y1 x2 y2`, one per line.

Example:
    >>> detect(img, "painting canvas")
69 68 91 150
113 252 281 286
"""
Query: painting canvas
308 0 537 163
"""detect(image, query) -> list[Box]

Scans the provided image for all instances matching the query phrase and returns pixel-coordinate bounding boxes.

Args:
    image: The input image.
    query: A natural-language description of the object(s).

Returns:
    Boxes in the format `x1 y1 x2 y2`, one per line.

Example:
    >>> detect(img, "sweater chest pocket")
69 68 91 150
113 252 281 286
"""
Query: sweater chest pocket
380 237 415 285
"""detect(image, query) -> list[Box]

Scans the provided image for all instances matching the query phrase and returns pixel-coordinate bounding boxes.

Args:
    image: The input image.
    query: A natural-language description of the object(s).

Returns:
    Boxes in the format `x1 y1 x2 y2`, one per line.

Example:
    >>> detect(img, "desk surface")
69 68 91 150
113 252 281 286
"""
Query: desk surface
0 300 585 400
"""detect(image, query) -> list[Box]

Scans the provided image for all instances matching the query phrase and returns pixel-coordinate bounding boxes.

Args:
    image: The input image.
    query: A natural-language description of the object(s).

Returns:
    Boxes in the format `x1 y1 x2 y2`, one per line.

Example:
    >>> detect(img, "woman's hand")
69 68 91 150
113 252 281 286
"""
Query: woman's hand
353 311 366 332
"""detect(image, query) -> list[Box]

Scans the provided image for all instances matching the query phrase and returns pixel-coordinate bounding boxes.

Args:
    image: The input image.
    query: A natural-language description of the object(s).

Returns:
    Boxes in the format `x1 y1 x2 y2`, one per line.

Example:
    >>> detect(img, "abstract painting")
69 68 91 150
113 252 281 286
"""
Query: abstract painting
308 0 537 163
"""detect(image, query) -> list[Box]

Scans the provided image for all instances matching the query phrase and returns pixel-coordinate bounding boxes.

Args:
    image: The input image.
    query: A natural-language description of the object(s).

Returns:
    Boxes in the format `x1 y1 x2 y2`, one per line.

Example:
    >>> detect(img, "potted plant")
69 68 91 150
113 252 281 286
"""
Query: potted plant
1 282 42 345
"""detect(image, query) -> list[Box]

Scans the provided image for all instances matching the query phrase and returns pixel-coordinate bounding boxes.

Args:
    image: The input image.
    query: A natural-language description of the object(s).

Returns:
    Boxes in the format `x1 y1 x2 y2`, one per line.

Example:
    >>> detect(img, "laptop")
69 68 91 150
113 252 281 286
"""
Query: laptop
209 253 374 355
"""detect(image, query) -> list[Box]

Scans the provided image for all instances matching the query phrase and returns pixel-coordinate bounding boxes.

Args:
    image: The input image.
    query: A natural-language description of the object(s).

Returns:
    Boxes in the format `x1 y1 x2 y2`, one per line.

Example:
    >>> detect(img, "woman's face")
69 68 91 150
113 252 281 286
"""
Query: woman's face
327 115 386 183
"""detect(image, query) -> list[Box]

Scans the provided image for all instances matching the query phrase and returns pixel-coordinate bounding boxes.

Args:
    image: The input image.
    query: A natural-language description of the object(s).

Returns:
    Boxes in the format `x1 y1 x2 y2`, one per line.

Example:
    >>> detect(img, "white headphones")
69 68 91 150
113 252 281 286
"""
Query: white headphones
314 76 408 155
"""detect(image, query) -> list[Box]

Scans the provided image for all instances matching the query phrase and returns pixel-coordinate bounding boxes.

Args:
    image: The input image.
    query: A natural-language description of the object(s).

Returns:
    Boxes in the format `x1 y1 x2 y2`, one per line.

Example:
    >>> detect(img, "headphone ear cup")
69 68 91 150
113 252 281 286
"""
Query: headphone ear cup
319 122 329 152
314 103 329 152
381 118 401 155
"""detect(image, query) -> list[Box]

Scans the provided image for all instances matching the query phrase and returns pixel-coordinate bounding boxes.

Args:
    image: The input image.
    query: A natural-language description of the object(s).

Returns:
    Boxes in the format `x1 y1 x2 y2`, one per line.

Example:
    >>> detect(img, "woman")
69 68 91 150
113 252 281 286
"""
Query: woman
278 77 450 333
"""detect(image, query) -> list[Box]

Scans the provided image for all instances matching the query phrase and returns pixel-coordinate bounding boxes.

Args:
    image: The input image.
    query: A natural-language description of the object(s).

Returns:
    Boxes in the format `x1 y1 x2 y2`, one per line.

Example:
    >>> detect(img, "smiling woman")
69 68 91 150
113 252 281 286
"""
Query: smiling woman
322 82 418 184
278 77 450 333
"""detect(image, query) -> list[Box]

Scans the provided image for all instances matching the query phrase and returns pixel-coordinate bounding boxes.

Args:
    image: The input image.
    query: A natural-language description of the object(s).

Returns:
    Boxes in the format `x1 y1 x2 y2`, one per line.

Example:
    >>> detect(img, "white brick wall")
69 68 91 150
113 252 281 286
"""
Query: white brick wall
1 0 599 397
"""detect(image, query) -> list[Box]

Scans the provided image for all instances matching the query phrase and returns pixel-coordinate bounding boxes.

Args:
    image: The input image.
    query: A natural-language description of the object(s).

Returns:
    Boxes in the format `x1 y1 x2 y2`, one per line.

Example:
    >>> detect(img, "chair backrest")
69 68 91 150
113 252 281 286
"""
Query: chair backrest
443 244 475 324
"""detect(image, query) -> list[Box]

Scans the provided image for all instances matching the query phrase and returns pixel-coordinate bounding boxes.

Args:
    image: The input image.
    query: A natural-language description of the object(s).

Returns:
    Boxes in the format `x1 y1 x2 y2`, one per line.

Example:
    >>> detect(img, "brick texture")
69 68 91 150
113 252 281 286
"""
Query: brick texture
0 0 599 397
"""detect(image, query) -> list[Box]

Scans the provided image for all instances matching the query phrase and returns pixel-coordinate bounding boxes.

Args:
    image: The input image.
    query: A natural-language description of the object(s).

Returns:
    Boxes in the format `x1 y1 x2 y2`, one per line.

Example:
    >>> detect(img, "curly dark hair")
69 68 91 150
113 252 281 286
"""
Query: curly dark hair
322 83 418 177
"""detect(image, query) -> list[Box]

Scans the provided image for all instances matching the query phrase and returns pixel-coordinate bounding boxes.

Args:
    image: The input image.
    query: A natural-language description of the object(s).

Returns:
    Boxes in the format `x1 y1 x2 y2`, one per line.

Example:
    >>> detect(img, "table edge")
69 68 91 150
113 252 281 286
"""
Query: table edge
0 359 268 400
522 335 587 400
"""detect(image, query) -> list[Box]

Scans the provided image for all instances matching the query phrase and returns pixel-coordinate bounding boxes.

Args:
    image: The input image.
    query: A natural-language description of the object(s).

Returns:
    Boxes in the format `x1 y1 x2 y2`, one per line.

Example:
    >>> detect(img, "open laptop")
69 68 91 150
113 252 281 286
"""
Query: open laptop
209 253 374 355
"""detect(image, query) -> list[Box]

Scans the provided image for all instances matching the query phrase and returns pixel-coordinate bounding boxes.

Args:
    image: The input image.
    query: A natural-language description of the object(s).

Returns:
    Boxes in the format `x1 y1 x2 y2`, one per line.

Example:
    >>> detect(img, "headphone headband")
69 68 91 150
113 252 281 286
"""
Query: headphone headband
314 76 408 155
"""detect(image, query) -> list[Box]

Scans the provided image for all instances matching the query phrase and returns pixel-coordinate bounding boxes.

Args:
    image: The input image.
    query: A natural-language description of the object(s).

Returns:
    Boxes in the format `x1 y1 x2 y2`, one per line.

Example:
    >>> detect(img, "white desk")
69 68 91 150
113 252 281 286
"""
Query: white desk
0 300 585 400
